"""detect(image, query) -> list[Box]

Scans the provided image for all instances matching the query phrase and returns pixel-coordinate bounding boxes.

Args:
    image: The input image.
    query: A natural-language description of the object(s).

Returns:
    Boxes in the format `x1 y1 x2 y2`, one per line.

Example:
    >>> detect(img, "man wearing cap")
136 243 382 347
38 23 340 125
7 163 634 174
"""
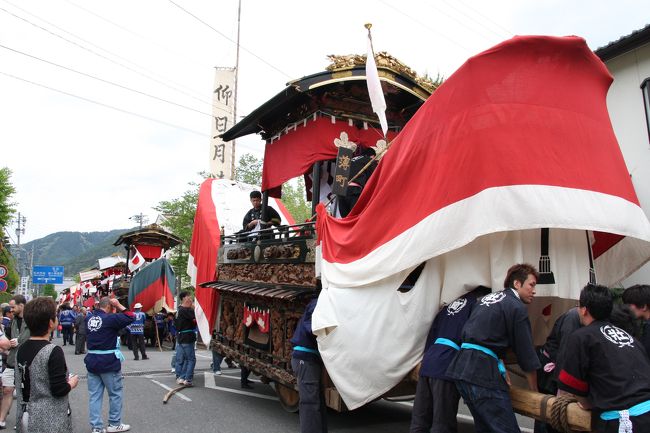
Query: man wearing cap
58 303 76 346
127 303 148 361
85 297 134 433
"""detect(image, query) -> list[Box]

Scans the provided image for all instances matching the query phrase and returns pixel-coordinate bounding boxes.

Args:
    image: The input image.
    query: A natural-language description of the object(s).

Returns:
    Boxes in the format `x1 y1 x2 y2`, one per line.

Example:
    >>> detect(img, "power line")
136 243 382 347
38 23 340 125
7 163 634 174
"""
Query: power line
0 43 216 117
454 0 515 37
0 1 218 110
0 70 264 153
63 0 215 71
167 0 292 79
378 0 474 53
0 70 209 137
433 0 512 40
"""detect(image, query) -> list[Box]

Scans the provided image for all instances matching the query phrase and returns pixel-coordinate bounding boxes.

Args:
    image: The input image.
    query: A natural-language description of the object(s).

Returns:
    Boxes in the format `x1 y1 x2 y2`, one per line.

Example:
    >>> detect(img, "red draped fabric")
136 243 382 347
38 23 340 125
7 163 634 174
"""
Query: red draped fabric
134 244 163 260
262 116 397 197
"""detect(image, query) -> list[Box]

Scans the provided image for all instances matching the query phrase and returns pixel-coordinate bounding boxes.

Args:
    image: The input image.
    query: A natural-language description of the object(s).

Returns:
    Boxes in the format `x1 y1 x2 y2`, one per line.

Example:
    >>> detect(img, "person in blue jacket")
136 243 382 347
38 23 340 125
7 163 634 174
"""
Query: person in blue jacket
446 264 541 433
290 298 326 433
410 285 492 433
58 303 76 346
127 303 148 361
84 297 134 433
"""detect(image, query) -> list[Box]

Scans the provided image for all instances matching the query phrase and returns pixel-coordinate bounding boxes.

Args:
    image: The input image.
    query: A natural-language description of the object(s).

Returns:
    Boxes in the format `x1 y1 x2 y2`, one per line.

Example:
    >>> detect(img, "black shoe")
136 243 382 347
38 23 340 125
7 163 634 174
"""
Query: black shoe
142 356 149 360
134 358 139 361
241 383 253 389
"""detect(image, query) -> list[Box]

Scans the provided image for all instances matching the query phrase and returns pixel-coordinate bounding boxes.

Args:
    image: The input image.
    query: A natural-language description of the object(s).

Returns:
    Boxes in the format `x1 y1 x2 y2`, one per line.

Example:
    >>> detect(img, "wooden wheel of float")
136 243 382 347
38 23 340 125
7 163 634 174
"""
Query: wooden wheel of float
273 382 299 413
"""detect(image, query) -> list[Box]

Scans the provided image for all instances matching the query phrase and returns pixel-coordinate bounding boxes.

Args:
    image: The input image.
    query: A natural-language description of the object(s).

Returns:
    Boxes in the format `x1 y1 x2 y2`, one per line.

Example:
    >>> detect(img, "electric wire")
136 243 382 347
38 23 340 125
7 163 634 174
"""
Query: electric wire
0 70 263 152
378 0 474 53
63 0 216 71
0 70 210 137
417 1 503 42
167 0 292 79
0 43 216 118
433 0 512 40
454 0 515 37
0 1 219 111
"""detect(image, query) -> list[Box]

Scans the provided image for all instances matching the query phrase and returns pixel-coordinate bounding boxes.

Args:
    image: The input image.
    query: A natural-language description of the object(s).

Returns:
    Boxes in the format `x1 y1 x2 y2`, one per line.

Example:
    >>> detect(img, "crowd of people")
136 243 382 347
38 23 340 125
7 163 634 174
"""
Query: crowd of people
0 269 644 433
287 264 650 433
0 292 202 433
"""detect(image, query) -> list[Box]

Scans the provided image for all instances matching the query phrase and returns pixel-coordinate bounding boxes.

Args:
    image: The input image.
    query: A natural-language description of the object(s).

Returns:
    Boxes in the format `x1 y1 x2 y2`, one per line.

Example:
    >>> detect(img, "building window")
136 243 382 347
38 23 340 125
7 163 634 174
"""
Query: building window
642 78 650 144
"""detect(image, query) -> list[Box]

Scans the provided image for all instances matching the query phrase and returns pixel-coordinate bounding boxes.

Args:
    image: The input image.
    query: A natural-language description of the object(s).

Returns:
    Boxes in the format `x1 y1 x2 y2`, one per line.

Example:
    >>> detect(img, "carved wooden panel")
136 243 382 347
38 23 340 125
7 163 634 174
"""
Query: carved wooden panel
219 263 316 287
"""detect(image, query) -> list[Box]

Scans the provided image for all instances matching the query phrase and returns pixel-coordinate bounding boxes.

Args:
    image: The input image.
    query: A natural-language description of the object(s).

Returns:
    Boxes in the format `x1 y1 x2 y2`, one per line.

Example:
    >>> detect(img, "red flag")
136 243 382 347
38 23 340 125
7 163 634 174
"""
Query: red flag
128 246 145 272
188 179 222 345
188 179 295 344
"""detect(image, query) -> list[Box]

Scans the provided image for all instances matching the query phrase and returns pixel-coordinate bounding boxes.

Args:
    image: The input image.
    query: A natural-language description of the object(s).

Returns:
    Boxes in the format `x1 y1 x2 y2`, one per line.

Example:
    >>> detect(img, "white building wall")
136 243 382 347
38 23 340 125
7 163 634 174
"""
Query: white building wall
604 43 650 286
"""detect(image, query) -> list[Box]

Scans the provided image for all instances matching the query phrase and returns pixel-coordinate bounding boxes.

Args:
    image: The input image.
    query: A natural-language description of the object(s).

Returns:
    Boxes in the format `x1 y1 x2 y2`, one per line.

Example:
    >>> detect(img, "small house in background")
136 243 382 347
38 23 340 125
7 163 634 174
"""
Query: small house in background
595 24 650 285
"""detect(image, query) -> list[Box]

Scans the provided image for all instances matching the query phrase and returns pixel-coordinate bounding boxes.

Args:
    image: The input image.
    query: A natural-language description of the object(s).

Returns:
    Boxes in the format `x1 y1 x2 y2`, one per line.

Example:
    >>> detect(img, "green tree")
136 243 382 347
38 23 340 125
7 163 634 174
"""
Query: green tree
42 283 57 299
0 168 16 229
0 292 12 304
155 177 204 289
0 168 17 292
235 153 262 186
0 248 18 293
281 179 312 223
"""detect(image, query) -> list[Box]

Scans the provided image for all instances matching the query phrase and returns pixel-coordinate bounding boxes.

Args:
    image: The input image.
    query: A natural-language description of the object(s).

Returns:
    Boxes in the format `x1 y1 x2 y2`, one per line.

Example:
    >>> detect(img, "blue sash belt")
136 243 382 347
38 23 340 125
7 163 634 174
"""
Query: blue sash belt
293 345 319 355
434 338 460 351
461 343 506 378
179 329 196 334
88 337 125 362
600 399 650 427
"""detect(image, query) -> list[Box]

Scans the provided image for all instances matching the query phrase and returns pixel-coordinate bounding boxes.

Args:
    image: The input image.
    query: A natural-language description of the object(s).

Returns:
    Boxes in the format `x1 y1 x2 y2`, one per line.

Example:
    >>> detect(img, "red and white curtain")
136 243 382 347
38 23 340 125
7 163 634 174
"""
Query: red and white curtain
312 35 650 409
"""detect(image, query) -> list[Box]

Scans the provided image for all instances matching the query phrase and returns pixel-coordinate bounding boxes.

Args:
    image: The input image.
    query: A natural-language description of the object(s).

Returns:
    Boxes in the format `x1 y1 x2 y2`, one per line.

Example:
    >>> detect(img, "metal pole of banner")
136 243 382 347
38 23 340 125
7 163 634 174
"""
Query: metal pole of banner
231 0 242 180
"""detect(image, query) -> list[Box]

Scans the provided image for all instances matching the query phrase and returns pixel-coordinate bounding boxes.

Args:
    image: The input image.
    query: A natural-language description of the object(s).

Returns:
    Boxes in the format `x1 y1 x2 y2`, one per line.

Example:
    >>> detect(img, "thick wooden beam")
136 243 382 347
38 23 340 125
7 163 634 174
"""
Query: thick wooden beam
509 387 592 432
407 365 592 431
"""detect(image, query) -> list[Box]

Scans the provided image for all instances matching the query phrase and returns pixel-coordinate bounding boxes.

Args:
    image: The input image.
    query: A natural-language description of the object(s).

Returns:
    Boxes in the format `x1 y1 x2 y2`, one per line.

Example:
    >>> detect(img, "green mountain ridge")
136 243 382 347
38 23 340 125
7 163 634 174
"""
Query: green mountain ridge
23 228 133 277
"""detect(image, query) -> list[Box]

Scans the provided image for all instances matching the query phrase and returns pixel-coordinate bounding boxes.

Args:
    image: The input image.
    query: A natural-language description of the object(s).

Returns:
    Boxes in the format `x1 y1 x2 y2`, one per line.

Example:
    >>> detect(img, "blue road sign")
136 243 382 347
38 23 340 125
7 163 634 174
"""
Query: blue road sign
0 279 6 292
32 266 64 284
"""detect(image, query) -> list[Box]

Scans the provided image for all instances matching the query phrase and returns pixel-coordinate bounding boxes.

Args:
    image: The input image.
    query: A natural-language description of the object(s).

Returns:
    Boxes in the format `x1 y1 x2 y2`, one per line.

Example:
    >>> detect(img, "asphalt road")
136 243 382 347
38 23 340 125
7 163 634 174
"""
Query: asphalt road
2 334 535 433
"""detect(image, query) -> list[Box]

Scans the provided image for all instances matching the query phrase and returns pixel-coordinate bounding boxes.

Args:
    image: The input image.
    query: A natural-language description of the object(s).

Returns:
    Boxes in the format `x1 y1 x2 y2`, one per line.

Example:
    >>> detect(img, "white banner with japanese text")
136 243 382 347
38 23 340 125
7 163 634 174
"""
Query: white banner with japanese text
209 67 236 179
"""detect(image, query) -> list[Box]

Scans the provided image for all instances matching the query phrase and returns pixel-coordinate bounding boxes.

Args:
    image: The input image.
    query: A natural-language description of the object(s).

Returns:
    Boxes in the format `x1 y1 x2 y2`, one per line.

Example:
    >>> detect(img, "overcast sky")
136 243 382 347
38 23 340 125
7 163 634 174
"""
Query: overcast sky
1 0 647 243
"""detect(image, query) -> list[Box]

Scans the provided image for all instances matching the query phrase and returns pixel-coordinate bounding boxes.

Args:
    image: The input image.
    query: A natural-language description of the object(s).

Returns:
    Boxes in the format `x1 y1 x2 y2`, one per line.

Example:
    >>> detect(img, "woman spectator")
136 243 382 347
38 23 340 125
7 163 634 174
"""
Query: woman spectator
16 297 79 433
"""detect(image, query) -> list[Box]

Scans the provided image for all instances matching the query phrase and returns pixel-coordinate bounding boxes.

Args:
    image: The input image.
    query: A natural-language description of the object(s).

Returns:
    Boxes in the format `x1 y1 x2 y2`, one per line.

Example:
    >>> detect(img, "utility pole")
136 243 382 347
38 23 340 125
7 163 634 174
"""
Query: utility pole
16 212 27 296
130 213 148 229
14 213 26 283
231 0 242 179
29 245 34 297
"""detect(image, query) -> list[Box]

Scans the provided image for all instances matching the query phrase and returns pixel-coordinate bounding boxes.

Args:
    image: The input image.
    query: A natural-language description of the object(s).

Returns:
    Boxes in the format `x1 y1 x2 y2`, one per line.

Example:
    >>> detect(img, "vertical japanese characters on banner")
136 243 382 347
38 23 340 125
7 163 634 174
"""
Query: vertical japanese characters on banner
210 67 236 179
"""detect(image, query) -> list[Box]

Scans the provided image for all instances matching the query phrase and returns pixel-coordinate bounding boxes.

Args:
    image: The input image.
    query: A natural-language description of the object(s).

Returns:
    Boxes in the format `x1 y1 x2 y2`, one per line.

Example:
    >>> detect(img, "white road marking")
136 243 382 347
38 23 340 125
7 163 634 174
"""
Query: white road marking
396 402 534 433
206 372 262 383
204 372 278 401
150 379 192 402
